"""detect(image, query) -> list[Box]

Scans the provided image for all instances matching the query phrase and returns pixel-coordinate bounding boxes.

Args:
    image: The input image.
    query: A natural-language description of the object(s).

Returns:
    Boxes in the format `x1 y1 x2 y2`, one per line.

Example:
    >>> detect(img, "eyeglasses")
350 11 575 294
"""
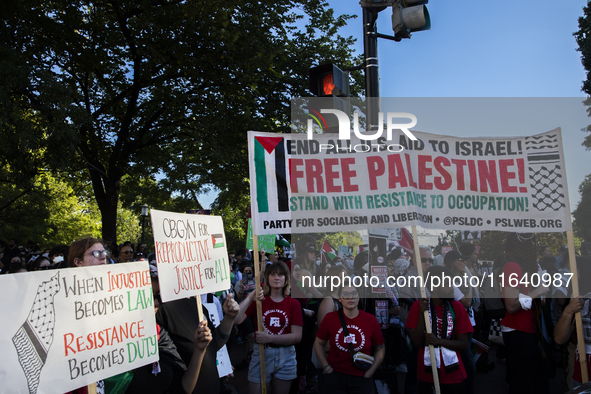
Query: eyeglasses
293 267 301 272
341 291 359 299
421 258 434 264
87 250 110 259
121 250 133 254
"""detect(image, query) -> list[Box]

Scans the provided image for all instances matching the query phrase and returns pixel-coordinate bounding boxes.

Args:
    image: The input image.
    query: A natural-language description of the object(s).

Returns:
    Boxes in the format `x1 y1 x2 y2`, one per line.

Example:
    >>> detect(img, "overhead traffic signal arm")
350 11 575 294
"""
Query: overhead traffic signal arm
391 0 431 40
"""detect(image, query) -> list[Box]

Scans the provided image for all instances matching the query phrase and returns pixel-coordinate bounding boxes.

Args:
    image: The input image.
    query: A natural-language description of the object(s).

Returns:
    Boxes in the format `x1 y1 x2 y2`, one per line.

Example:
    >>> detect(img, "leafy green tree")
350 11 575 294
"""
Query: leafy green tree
322 232 364 256
574 174 591 242
116 203 141 248
1 0 361 245
575 4 591 149
0 168 102 246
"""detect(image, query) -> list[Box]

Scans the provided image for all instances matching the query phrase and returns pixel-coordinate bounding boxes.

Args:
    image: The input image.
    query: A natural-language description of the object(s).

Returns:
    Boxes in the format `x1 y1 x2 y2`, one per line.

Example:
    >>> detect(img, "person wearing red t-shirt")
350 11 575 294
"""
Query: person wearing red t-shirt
500 232 550 394
234 261 303 394
407 266 473 394
314 284 385 394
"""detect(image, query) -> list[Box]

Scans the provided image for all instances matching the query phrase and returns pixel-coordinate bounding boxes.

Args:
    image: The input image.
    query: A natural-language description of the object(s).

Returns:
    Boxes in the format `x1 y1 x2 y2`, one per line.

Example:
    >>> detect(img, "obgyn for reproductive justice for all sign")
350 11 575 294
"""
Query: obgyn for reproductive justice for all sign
248 114 570 235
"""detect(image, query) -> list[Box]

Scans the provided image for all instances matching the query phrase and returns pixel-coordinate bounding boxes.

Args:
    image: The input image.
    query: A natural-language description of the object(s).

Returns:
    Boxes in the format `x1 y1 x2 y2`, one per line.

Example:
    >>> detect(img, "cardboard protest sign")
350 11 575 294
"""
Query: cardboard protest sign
246 218 276 253
0 262 157 394
151 209 231 303
248 129 570 234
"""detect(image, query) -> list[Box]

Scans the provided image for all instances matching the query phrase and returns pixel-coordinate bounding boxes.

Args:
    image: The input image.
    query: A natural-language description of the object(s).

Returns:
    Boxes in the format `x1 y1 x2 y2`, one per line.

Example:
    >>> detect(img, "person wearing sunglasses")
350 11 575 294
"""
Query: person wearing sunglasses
119 243 134 263
314 284 385 394
68 237 109 267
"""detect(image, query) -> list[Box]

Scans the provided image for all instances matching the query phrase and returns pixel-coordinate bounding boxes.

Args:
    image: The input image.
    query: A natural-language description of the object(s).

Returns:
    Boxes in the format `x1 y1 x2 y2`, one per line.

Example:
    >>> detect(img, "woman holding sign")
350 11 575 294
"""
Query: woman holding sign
234 261 303 394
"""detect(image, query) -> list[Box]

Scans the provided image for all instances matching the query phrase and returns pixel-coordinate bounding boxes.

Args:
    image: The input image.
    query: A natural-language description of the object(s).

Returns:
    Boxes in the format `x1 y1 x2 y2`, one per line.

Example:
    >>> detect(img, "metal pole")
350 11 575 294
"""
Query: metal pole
363 8 380 131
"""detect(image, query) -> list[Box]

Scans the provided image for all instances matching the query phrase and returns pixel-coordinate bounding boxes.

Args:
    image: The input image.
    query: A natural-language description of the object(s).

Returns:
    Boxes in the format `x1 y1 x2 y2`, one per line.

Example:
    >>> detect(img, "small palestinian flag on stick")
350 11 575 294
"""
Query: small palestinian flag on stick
212 234 225 249
321 240 337 261
13 272 61 394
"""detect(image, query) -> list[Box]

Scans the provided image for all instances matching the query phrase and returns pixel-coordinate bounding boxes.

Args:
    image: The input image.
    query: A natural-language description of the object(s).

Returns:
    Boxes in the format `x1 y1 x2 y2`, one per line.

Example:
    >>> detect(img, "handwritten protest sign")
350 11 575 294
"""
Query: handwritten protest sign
151 209 231 303
248 128 570 234
0 262 157 394
246 218 276 253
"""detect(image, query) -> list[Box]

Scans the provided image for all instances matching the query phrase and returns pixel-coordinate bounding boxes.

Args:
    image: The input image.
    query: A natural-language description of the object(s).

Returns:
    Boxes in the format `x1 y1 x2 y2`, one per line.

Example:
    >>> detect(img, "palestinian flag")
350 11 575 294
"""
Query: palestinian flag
276 234 290 247
253 136 289 213
396 228 415 258
321 240 337 261
212 234 225 249
471 338 489 363
13 272 61 394
358 244 368 254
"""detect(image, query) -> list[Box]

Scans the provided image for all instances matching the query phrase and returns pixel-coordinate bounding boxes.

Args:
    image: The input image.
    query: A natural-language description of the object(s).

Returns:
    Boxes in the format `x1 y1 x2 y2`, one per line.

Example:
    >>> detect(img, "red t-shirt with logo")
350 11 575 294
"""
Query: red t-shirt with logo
406 300 473 384
245 296 303 335
500 261 535 333
316 309 385 376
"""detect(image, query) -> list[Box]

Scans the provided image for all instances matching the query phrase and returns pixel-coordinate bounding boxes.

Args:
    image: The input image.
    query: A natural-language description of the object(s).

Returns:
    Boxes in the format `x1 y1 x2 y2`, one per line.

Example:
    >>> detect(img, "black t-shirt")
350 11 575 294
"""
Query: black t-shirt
156 297 223 394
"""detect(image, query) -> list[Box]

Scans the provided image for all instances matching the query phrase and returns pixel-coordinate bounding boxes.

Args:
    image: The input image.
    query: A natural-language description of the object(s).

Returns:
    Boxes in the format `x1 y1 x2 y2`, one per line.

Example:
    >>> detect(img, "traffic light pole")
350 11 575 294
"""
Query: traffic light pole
363 8 381 131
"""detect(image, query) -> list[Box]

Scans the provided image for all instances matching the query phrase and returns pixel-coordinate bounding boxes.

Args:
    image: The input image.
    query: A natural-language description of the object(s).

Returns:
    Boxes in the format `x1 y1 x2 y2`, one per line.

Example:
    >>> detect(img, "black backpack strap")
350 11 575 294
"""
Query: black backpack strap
207 293 213 304
338 309 356 365
333 296 341 312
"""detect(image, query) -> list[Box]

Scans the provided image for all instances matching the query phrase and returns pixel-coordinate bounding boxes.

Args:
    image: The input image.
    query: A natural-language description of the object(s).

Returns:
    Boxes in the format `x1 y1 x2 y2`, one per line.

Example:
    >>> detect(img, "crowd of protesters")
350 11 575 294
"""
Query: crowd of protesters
2 234 591 394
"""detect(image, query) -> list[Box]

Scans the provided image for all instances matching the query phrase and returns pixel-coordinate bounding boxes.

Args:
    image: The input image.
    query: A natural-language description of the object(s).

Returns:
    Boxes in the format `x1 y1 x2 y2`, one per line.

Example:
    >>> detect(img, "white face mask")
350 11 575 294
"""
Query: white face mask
345 259 354 271
53 255 64 264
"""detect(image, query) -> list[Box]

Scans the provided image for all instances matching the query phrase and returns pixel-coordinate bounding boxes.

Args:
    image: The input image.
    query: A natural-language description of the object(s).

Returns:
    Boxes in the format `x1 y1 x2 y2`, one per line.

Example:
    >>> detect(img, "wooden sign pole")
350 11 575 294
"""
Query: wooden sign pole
87 383 97 394
558 127 587 383
253 236 267 394
412 226 441 394
195 296 204 323
567 230 588 383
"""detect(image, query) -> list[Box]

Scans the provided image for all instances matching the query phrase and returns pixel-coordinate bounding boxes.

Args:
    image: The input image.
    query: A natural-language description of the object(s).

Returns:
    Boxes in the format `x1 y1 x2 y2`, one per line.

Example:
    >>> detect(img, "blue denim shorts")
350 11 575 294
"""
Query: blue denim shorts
247 345 297 383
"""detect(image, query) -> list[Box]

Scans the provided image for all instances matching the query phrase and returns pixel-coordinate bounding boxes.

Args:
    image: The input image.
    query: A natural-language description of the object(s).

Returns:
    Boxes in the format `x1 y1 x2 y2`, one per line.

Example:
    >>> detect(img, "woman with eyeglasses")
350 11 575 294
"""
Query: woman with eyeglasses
64 238 110 394
314 284 385 394
68 237 109 267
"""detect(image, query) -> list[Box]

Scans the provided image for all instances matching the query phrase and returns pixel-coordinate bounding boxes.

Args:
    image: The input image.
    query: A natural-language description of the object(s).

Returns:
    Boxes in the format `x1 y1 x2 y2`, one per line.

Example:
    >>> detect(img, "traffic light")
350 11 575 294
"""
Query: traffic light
391 0 431 40
309 63 350 98
308 63 351 132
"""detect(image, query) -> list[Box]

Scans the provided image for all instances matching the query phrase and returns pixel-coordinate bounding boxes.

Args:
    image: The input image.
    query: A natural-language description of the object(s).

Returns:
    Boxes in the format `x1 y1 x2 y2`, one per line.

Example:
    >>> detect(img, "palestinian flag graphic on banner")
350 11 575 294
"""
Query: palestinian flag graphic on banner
13 272 61 394
212 233 225 249
253 136 289 214
321 240 337 261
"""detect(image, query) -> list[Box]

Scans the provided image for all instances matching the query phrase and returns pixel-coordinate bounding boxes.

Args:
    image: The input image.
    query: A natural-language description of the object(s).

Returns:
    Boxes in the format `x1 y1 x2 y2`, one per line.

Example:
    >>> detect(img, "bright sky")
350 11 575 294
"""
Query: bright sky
201 1 591 213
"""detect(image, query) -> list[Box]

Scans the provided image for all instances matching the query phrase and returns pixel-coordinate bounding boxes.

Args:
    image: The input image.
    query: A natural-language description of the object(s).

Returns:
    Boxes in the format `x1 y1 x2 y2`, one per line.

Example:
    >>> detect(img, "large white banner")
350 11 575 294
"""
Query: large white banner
151 210 231 303
248 129 570 234
0 262 158 394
